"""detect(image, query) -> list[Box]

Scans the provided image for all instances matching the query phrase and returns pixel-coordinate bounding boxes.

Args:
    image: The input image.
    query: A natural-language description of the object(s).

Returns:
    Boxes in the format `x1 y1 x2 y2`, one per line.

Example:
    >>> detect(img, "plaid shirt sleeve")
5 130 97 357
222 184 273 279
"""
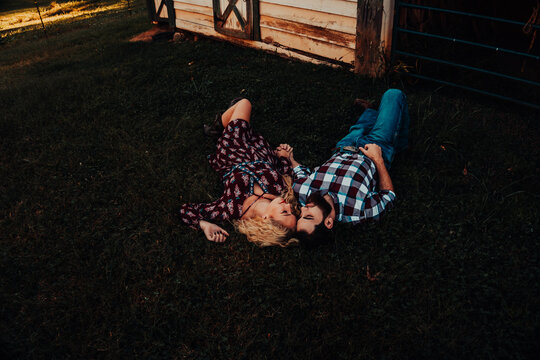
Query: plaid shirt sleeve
345 189 396 224
292 165 311 181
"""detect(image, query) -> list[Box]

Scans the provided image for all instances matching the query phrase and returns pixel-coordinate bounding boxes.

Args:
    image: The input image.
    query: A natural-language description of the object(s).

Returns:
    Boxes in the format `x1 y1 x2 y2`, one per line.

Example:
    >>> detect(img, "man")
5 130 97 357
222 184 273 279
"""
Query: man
282 89 409 246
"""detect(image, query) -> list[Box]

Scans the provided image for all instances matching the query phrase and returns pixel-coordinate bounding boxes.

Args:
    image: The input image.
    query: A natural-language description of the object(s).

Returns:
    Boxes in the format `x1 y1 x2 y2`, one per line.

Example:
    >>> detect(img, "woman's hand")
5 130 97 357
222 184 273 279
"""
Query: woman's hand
275 143 294 160
199 220 229 243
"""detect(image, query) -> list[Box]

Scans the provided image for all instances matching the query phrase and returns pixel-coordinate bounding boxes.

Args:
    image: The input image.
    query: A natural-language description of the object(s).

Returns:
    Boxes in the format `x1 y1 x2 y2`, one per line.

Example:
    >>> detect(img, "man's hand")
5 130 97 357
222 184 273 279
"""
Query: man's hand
359 143 384 164
359 143 393 192
275 143 294 160
199 220 229 243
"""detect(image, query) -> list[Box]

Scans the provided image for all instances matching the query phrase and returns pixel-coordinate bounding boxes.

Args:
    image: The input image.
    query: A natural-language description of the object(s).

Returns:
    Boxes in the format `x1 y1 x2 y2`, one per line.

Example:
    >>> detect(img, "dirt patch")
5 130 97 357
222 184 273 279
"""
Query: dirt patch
129 25 175 43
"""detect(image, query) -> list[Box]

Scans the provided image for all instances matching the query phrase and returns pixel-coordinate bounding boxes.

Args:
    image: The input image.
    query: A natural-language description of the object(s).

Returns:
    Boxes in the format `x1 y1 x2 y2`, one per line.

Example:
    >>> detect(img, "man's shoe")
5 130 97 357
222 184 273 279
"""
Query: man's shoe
354 98 374 110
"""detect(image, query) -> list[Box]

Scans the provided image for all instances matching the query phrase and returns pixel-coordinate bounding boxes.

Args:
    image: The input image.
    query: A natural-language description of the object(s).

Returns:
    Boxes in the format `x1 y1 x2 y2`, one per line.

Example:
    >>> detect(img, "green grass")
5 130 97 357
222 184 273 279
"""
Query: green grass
1 2 539 359
1 0 97 13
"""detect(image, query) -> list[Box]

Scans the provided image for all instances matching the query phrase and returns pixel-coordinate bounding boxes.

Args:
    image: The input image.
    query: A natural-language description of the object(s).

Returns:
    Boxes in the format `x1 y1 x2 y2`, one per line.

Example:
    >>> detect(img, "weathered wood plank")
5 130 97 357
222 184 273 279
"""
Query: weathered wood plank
259 2 356 35
261 0 357 18
260 15 355 49
174 14 354 64
176 17 214 32
175 18 346 68
380 0 395 58
355 0 384 76
175 9 213 27
174 1 213 16
260 26 355 64
173 0 212 8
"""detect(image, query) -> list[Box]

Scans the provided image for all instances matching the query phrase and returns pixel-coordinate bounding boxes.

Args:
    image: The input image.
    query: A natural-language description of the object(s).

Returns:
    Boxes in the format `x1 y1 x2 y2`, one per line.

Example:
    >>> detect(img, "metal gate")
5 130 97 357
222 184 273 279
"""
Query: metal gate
392 1 540 109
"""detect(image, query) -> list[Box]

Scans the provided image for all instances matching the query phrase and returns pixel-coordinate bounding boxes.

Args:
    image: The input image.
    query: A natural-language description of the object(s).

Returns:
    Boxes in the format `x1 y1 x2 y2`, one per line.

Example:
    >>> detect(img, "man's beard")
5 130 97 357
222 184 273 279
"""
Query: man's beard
306 191 332 218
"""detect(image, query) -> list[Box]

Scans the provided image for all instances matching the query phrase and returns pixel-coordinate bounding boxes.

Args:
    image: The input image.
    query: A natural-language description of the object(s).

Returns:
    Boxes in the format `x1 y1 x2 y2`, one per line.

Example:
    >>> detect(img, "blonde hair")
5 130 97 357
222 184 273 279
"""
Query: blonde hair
234 175 300 247
235 216 298 247
281 175 300 216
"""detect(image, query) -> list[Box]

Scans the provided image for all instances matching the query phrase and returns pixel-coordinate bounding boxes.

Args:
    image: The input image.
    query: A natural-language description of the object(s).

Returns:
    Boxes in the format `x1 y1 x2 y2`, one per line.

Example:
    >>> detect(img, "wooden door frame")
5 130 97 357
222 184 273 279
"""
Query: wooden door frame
212 0 260 40
146 0 175 27
355 0 395 77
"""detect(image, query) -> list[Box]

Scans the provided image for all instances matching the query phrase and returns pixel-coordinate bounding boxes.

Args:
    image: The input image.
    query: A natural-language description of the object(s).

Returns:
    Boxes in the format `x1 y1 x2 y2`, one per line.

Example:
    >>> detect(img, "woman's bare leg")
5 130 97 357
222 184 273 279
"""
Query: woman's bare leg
221 99 251 128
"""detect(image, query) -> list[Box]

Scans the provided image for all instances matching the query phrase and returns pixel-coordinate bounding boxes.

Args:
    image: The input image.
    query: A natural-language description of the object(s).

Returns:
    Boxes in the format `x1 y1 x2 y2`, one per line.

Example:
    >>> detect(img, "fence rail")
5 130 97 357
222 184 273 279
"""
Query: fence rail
399 3 540 29
393 1 540 109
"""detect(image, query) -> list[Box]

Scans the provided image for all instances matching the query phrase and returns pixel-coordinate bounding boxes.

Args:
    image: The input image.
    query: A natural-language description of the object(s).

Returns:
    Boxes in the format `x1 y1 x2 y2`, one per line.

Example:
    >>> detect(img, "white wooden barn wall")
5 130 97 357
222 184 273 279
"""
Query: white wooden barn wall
172 0 358 65
156 0 170 18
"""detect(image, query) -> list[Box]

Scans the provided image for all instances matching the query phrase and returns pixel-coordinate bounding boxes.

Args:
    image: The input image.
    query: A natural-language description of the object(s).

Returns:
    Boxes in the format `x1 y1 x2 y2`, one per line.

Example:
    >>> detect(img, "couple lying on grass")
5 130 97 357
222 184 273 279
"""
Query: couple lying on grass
179 89 410 247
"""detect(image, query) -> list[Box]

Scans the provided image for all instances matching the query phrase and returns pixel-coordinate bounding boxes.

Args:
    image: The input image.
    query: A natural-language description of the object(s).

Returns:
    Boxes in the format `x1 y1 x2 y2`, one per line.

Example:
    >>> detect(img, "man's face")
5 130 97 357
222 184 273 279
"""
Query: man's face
296 203 325 234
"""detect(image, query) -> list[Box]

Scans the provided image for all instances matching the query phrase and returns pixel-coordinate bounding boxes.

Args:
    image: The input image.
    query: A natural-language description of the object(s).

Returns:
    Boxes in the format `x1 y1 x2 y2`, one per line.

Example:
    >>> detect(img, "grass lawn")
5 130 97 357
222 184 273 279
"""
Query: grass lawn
1 1 539 358
0 0 127 35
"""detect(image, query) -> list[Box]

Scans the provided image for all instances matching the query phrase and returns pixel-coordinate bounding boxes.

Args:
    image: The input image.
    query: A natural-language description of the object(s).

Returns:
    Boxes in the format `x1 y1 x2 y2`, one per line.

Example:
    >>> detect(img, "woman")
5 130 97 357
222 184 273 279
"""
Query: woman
179 98 298 247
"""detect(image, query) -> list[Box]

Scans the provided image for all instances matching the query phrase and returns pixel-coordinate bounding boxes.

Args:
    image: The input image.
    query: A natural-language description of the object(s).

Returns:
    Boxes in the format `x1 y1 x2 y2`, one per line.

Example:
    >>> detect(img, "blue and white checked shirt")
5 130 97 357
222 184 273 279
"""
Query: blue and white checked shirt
292 152 396 224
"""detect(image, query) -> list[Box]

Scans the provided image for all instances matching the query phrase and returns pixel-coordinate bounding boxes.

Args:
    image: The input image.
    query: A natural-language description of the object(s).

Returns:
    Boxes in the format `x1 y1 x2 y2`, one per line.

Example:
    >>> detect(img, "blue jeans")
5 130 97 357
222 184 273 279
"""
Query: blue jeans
335 89 409 168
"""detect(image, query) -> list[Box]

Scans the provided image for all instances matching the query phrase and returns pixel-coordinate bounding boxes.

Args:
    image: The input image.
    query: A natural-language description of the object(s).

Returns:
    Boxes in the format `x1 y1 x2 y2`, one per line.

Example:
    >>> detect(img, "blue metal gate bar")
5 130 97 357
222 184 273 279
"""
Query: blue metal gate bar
399 3 540 29
393 1 540 109
394 50 540 87
402 72 540 110
397 27 540 61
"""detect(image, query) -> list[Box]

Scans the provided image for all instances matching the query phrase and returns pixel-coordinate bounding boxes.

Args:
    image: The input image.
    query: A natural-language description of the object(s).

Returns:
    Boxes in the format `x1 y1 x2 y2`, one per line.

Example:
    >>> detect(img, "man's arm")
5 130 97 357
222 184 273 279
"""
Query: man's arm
359 144 394 192
290 157 301 169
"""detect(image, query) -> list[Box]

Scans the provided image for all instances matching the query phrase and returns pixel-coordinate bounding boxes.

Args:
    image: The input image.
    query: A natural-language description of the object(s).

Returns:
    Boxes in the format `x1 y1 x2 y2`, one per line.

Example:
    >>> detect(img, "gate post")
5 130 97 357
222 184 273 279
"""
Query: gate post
355 0 395 77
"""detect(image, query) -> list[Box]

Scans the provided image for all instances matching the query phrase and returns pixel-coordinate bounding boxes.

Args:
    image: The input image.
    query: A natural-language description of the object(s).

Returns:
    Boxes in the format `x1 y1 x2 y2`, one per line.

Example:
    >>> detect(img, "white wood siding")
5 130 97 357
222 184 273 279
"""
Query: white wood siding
259 0 356 64
262 0 357 18
155 0 169 18
173 0 358 66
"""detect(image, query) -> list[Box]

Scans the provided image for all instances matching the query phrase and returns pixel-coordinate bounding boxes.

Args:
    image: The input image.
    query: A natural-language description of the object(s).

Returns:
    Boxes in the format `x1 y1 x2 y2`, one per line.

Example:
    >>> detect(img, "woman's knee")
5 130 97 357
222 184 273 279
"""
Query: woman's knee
237 98 251 111
231 99 252 122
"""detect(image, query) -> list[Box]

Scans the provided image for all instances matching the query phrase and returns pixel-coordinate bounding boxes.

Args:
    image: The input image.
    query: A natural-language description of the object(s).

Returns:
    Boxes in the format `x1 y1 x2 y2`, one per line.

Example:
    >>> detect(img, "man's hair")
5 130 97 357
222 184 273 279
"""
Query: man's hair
295 223 333 248
306 191 332 218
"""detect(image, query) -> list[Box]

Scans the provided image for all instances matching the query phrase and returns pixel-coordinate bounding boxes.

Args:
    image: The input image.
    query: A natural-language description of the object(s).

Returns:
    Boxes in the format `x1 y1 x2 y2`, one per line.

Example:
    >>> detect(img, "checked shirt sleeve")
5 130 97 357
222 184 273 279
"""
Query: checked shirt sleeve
292 165 313 205
292 165 312 181
352 189 396 224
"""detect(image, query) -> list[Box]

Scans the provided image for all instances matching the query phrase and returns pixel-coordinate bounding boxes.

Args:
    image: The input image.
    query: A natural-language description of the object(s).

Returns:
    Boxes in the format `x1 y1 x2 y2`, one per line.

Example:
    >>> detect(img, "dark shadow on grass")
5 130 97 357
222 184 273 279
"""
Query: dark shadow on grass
1 5 539 359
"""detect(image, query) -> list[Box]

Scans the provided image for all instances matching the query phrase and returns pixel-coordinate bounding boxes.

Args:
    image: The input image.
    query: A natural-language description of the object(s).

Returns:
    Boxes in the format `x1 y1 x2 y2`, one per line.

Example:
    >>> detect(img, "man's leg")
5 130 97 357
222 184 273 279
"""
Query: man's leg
334 108 378 149
356 89 409 168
